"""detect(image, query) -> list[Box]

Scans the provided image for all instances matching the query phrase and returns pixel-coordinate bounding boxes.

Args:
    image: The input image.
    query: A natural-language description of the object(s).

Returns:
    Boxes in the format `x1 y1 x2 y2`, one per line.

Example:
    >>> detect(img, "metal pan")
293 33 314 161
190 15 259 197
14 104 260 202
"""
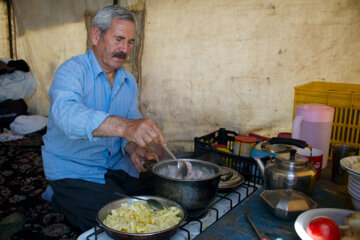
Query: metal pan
97 196 187 240
218 166 245 192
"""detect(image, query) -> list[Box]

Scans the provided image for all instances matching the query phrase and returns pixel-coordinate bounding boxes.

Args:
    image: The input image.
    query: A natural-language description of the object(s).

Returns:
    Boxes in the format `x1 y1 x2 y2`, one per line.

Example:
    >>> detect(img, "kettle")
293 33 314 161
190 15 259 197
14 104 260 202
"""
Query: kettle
254 138 317 195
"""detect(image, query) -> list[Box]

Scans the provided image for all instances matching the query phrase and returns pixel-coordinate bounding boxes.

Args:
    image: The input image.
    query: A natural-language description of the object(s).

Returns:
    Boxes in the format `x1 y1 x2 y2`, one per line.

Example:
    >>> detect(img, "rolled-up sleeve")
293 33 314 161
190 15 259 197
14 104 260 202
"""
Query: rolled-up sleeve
49 60 109 141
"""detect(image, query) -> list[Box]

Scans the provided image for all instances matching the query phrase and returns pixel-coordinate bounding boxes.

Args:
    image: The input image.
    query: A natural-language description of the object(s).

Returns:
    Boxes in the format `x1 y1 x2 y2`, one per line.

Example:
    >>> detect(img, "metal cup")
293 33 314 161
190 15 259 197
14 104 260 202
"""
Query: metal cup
331 144 359 185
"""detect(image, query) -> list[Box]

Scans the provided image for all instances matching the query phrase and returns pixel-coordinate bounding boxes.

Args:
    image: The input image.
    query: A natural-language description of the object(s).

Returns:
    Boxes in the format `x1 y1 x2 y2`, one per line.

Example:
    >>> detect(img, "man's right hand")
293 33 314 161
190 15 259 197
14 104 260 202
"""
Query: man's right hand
92 116 166 148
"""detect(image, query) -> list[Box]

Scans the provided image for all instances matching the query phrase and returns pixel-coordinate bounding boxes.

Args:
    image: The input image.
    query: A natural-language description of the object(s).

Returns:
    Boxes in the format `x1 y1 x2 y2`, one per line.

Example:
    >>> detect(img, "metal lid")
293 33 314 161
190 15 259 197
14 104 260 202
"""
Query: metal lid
260 189 317 213
276 150 309 165
218 166 244 190
261 142 291 153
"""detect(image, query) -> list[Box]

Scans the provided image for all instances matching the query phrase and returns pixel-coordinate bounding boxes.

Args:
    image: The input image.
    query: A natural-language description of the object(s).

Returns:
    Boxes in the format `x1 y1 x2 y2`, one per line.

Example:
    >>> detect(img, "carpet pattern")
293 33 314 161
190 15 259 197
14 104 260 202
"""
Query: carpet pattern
0 135 81 240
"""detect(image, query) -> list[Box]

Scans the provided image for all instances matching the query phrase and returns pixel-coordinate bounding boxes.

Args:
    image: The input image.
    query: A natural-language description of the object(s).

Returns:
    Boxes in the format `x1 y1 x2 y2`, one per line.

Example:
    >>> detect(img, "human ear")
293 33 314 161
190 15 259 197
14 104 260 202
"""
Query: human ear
91 27 100 46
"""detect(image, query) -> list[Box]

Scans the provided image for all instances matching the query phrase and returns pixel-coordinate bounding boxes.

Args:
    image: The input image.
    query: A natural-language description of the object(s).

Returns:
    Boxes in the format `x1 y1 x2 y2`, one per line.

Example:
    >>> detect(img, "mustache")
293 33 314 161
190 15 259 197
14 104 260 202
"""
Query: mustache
112 51 127 59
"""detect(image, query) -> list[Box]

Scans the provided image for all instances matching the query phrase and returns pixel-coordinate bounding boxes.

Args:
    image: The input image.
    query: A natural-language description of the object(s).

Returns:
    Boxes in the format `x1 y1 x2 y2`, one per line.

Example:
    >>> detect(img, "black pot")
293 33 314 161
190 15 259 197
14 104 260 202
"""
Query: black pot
152 159 221 210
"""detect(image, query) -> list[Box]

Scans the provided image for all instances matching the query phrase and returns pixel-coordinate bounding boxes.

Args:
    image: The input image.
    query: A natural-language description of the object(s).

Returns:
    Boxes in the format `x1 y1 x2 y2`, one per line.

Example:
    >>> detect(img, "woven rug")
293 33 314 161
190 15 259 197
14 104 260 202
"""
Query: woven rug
0 135 81 240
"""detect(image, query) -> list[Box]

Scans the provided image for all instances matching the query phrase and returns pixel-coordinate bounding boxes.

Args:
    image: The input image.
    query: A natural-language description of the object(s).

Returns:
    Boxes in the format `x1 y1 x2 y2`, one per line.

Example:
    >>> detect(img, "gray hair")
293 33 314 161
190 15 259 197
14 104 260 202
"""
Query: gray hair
93 5 136 38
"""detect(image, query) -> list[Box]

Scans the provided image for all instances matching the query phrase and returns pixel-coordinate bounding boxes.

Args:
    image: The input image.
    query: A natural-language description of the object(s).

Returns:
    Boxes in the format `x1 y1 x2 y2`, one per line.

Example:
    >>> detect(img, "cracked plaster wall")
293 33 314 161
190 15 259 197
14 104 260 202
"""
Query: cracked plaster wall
1 0 359 153
140 0 360 152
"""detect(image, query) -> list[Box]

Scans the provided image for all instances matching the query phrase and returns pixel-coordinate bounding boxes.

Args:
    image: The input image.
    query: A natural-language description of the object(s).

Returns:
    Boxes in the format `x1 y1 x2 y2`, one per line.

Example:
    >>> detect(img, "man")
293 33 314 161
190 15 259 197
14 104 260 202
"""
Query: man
41 5 165 231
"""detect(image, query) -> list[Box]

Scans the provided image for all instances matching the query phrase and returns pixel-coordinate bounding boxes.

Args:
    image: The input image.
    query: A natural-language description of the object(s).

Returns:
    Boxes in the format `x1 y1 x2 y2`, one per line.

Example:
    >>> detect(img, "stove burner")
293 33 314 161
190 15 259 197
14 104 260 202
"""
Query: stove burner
78 181 262 240
186 208 208 220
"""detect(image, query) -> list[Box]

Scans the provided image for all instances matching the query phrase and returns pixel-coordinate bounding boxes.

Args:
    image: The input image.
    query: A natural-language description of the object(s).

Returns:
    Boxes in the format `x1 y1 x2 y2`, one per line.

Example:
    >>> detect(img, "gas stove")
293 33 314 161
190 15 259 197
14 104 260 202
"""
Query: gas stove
77 182 261 240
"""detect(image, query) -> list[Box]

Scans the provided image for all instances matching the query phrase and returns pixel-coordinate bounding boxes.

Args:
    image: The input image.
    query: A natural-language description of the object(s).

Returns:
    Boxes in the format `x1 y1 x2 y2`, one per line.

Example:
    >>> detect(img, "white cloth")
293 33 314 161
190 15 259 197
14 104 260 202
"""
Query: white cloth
0 58 37 102
0 129 24 142
10 115 47 135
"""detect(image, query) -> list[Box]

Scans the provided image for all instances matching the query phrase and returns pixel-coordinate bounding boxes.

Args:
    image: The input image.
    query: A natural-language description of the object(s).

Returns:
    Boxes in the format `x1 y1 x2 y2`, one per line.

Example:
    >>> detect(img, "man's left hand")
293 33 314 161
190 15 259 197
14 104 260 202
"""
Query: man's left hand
126 143 159 172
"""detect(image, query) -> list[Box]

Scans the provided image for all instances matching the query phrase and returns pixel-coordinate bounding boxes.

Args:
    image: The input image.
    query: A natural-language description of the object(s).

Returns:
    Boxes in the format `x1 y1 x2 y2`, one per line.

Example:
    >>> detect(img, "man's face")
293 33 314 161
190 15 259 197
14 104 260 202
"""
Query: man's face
92 18 135 72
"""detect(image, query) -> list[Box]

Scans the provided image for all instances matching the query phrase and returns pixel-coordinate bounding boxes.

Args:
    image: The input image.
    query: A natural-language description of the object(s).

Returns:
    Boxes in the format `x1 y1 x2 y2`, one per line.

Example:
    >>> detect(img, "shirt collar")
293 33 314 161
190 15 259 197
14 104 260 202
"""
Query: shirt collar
89 50 128 86
89 50 103 78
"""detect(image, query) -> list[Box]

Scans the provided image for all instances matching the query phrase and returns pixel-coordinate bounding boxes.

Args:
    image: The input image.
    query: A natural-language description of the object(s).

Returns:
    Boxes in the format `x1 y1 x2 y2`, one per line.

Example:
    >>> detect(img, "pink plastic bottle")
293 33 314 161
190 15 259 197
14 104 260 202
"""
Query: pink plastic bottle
292 103 334 169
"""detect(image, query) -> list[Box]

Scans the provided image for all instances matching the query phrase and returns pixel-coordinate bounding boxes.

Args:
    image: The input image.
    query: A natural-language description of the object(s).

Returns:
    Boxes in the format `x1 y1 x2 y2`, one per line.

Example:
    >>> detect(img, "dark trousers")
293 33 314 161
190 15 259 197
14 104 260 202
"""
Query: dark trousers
49 169 156 231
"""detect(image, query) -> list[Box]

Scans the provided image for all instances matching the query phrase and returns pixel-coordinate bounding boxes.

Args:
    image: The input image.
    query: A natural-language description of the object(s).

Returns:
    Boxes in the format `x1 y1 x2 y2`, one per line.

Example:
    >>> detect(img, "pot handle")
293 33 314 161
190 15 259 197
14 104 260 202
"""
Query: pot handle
220 172 233 182
143 159 158 170
268 137 309 149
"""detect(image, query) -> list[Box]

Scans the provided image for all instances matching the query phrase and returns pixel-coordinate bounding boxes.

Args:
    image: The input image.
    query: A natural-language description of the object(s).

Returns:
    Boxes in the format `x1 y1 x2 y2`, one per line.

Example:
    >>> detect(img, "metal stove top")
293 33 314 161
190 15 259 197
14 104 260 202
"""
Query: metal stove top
77 182 261 240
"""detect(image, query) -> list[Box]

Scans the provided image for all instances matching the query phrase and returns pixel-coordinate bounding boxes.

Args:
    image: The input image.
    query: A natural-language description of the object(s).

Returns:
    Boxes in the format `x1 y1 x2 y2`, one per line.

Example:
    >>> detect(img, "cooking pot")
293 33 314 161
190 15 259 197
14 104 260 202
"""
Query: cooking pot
97 196 186 240
254 138 317 195
152 159 221 210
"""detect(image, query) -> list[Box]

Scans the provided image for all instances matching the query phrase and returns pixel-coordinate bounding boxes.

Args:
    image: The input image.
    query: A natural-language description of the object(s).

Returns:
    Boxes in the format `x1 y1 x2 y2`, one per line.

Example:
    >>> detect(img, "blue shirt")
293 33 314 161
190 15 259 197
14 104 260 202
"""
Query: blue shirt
42 50 142 184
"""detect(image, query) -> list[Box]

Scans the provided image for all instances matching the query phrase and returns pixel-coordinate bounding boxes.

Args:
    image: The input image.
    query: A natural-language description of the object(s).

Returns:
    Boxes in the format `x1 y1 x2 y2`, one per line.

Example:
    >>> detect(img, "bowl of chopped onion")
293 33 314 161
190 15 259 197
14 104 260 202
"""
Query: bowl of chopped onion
97 195 186 239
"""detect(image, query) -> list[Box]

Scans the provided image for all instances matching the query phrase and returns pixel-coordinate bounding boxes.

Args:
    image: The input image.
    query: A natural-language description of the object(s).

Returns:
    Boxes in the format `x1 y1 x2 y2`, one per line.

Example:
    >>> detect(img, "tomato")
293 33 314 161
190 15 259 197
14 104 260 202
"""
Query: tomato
305 216 341 240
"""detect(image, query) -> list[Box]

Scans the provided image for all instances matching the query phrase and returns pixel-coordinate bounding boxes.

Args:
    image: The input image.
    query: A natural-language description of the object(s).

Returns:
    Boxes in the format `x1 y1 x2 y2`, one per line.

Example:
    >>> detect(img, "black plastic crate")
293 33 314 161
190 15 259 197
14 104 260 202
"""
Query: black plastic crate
194 128 266 185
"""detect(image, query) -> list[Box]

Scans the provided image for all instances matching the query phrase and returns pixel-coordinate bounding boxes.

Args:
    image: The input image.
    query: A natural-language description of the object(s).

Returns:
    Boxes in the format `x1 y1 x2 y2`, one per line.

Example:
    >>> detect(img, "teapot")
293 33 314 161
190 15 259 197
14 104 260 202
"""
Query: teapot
254 137 317 195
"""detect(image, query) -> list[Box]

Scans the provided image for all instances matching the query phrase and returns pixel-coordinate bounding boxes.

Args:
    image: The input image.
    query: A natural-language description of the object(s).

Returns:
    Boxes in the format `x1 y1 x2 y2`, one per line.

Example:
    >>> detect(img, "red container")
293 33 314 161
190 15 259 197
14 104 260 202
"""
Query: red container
297 148 323 180
213 144 230 153
277 132 292 138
